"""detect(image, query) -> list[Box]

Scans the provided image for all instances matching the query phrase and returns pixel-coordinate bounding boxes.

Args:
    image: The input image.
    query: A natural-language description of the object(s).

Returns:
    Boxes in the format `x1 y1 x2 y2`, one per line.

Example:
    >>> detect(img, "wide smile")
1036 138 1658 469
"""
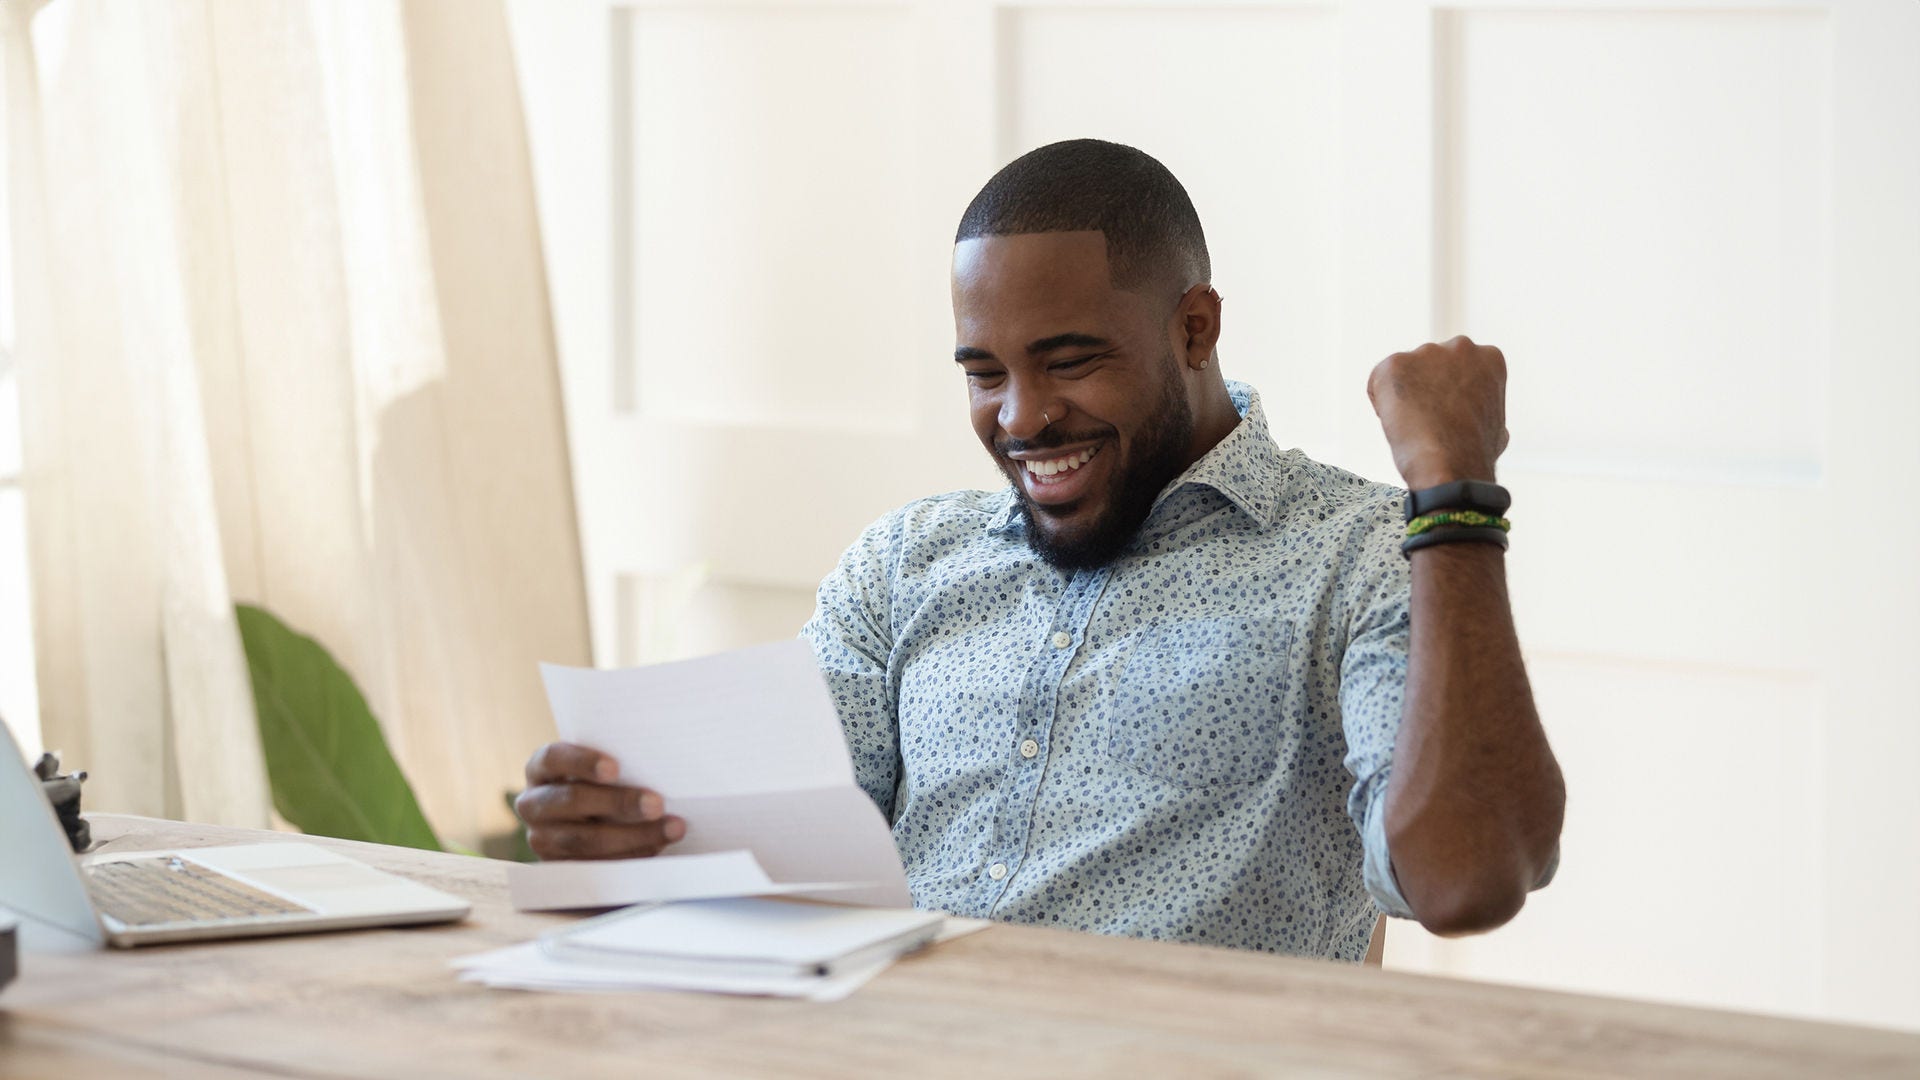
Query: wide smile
1012 443 1105 508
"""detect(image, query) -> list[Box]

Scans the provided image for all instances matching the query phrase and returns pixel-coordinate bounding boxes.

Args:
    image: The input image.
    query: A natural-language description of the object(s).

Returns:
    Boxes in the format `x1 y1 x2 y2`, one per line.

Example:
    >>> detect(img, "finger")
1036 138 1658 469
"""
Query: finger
1366 358 1392 405
525 742 619 787
514 781 665 825
527 817 687 861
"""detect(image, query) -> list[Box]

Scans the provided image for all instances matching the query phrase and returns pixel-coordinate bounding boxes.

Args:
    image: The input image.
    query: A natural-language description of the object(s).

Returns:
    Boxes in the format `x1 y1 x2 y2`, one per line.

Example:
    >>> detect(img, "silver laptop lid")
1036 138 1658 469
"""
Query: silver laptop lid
0 720 105 946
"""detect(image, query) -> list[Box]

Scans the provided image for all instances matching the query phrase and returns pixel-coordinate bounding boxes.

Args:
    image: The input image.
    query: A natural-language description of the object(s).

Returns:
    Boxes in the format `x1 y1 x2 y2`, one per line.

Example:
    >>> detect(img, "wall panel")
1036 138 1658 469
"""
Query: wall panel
1004 5 1344 458
630 6 920 433
1440 9 1831 480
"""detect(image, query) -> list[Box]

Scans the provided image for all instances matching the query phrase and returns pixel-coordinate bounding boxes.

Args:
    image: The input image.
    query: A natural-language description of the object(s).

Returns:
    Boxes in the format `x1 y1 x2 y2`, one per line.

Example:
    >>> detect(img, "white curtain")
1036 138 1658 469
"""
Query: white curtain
2 0 590 848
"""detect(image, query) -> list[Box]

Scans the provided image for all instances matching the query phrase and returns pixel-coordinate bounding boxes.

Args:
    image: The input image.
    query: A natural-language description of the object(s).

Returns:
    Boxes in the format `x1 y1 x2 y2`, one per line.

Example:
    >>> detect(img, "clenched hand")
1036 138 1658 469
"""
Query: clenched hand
1367 335 1510 490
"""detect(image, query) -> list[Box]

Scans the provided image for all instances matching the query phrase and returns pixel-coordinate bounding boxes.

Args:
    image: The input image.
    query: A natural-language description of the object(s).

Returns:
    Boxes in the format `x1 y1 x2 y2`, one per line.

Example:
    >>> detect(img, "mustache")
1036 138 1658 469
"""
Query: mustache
994 427 1114 458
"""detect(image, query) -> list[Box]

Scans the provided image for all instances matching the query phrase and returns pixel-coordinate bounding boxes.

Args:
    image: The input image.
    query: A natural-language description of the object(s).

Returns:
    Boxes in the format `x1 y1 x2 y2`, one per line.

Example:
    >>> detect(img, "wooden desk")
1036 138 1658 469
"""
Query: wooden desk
3 815 1916 1078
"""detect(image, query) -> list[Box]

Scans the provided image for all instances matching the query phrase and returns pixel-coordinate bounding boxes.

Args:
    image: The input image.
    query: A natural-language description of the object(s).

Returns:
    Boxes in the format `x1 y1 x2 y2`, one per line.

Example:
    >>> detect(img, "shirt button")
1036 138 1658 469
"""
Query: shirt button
1020 738 1039 759
1051 631 1072 649
988 862 1008 881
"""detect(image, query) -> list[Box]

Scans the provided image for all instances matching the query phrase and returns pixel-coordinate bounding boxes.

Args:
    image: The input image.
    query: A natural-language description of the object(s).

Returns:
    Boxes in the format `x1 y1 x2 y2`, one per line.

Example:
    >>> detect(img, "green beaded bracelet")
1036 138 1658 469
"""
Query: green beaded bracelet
1405 510 1511 537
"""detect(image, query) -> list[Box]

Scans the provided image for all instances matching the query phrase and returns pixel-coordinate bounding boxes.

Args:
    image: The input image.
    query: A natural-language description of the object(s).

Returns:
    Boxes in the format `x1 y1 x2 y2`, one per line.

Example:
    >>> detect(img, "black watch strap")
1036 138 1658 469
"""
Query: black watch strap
1405 479 1510 522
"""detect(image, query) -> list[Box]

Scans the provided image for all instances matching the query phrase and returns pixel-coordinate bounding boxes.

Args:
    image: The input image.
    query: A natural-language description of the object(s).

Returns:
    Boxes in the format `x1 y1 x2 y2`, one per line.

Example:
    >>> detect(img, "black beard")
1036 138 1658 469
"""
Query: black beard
1009 362 1196 572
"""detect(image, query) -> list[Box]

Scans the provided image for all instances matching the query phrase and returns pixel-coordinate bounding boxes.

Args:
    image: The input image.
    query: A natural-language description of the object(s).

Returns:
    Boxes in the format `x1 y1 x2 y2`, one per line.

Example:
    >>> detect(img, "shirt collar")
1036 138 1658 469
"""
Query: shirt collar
986 488 1025 537
985 379 1290 537
1149 379 1288 529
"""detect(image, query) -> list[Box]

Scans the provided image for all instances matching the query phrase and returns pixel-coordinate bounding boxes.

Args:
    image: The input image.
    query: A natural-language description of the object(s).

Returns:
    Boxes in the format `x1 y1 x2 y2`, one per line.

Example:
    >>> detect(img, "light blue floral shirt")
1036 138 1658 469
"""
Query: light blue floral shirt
803 381 1421 960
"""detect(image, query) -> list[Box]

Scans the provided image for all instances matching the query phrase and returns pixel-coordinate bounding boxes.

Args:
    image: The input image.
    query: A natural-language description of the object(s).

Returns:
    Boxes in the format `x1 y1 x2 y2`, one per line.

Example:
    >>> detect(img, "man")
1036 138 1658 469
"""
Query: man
516 140 1564 960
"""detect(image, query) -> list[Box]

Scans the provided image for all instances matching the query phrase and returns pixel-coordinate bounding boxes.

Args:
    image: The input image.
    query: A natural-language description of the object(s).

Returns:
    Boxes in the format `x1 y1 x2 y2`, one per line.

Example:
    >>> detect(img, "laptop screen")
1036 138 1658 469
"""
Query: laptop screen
0 720 104 946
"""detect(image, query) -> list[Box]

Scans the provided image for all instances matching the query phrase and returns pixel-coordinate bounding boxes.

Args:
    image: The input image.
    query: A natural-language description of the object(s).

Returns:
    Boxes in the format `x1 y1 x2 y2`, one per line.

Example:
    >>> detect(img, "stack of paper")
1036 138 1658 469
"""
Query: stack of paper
454 899 981 1001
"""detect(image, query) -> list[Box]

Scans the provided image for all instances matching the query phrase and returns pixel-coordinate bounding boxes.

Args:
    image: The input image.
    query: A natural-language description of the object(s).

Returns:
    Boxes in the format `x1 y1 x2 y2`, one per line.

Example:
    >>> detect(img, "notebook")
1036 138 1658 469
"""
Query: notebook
539 897 947 979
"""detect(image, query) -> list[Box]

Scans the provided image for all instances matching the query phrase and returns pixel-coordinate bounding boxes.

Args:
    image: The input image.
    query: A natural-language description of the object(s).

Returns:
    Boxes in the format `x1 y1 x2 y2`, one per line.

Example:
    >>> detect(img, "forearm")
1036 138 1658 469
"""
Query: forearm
1384 542 1564 936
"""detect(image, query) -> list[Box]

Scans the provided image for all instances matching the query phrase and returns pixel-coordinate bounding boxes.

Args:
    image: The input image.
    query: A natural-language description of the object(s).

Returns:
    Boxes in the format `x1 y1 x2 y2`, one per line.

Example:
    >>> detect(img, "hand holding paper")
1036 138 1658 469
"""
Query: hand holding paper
511 640 912 910
515 741 686 860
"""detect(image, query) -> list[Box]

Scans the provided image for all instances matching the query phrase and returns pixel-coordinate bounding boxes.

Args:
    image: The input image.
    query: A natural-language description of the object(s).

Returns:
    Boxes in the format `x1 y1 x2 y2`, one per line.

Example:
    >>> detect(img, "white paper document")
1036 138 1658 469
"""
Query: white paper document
508 850 872 912
546 897 947 976
516 640 912 909
453 940 898 1002
450 913 990 1001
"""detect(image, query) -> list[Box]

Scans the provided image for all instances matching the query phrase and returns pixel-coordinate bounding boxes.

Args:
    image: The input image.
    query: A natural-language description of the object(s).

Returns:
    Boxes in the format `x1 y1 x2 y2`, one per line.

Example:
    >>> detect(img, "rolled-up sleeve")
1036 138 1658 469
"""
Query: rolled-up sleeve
1338 504 1417 919
1336 499 1561 920
801 512 904 820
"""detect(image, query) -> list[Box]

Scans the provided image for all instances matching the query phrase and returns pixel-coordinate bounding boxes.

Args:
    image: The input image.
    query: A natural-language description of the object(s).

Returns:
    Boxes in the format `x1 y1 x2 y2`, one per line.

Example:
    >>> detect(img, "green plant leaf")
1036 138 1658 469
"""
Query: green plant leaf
235 603 440 851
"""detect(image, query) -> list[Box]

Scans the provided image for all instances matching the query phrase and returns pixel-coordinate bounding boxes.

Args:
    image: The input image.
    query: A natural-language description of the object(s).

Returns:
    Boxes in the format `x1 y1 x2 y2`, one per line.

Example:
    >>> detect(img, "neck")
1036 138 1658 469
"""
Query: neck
1181 365 1241 467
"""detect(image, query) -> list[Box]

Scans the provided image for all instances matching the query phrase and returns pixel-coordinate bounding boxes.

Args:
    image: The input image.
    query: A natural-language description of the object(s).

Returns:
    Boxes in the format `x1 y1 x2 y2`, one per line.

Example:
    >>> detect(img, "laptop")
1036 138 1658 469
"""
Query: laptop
0 722 470 950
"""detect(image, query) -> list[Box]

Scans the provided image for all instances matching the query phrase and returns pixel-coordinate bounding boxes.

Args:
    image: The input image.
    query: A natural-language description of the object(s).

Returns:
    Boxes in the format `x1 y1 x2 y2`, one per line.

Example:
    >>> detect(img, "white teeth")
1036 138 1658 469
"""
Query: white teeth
1024 447 1097 479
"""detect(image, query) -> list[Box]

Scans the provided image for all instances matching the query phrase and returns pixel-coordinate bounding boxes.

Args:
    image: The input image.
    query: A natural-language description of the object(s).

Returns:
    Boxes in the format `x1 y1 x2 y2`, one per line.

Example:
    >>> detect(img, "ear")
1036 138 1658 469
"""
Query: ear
1172 282 1223 370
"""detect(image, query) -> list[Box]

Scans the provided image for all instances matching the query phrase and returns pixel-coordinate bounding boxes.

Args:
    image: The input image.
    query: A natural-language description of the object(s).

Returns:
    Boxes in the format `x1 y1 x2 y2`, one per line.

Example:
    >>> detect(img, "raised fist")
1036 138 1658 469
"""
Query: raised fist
1367 335 1511 491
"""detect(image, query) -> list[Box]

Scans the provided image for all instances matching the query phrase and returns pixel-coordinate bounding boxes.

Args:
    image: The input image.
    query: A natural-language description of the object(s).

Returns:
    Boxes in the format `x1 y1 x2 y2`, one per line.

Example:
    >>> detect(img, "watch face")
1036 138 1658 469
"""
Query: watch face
1409 480 1511 520
1461 481 1511 513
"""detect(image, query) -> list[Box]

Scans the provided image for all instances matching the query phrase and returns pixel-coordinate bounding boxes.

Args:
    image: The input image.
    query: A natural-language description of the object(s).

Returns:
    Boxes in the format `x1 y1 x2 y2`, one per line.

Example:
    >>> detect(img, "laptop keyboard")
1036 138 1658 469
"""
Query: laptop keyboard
84 856 315 927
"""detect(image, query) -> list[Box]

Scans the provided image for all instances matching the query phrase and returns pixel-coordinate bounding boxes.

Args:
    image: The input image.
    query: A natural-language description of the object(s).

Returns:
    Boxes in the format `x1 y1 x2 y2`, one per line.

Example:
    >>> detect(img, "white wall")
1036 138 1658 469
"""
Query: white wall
506 0 1920 1032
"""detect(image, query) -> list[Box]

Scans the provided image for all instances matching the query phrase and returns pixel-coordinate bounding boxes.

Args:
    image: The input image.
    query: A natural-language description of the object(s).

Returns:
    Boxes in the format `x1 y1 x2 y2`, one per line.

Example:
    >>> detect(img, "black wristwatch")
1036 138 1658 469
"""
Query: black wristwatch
1404 479 1511 522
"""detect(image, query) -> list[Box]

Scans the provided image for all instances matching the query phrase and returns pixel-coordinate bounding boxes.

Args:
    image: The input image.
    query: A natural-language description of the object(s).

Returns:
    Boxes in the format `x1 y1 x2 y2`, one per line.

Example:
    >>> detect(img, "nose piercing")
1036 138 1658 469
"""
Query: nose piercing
1042 410 1051 426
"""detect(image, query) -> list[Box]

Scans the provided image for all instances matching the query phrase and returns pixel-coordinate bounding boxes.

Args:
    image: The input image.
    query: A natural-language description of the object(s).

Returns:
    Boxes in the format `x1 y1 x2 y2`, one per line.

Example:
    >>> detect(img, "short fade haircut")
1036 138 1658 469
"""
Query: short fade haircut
955 139 1211 297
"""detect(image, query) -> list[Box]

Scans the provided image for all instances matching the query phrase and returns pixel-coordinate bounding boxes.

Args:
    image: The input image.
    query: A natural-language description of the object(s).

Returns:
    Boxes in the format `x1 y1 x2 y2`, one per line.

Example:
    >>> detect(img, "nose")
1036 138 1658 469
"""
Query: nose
998 378 1060 442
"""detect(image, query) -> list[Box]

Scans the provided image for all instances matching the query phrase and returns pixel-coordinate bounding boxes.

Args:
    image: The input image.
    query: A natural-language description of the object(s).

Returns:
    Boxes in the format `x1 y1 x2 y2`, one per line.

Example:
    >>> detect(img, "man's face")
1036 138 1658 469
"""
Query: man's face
951 231 1198 571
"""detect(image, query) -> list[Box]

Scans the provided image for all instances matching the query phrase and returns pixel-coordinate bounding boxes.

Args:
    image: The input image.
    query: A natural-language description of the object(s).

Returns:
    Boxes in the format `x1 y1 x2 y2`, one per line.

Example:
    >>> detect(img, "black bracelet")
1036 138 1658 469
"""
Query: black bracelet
1400 525 1510 558
1405 480 1510 522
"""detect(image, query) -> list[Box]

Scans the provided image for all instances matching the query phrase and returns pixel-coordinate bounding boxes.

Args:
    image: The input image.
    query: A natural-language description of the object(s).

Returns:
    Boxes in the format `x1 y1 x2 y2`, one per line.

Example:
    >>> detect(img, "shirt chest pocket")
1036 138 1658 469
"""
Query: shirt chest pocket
1105 618 1297 790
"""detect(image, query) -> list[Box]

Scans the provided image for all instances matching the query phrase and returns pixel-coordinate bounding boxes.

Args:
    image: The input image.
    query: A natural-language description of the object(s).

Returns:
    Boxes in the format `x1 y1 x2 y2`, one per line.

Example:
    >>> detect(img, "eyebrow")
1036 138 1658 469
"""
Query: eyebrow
953 332 1116 363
